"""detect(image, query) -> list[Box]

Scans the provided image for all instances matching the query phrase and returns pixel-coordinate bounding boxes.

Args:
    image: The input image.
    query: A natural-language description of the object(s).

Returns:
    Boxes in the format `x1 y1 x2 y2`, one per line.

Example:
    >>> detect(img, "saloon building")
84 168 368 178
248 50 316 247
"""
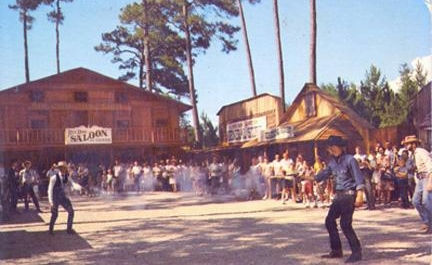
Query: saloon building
0 68 191 169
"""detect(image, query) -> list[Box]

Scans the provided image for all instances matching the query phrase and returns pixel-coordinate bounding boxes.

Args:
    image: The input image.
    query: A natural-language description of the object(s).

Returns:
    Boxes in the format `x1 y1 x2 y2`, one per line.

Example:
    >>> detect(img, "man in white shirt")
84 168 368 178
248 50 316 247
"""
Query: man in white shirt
113 160 125 192
48 161 75 235
403 135 432 234
272 154 283 199
19 161 41 212
131 161 142 193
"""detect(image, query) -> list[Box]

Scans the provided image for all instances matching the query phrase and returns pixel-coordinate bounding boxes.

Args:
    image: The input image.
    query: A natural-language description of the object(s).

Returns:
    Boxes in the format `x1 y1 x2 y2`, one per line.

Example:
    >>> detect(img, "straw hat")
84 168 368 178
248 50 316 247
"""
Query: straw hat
57 161 68 169
401 135 421 145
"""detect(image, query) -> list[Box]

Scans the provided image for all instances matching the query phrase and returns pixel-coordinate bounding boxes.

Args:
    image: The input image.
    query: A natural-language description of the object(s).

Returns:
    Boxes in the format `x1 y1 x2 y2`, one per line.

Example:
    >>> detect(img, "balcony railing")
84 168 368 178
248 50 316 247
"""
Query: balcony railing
0 127 186 147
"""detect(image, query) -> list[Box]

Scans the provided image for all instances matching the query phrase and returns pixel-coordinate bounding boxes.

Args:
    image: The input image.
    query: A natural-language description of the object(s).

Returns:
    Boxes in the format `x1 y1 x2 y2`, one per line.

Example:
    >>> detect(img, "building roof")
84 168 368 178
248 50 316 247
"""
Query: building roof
241 113 363 148
216 93 282 115
280 83 373 129
0 67 192 112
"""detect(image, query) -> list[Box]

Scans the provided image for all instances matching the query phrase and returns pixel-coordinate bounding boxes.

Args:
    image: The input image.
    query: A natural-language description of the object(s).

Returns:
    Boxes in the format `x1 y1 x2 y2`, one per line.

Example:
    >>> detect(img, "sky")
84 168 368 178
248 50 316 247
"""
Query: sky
0 0 431 125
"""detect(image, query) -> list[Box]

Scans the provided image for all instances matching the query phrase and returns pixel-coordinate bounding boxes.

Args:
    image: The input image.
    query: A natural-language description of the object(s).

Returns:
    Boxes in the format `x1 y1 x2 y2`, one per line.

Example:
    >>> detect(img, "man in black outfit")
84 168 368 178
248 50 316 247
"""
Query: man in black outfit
48 161 75 235
315 136 365 263
7 159 20 214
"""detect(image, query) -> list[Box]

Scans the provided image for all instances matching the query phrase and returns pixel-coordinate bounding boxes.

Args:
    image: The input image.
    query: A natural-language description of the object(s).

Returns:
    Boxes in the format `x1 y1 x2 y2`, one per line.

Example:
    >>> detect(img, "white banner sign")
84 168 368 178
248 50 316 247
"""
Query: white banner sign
260 125 294 142
65 126 112 145
227 116 267 143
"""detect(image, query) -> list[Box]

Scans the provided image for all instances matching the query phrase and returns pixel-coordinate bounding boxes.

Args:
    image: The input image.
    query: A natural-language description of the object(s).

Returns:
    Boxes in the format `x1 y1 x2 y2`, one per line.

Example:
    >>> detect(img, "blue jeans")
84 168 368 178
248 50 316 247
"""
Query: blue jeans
413 177 432 226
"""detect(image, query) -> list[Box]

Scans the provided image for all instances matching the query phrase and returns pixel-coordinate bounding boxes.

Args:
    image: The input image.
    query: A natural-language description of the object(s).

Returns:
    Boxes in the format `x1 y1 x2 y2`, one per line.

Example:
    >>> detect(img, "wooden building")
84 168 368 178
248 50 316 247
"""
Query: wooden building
217 93 284 146
415 81 432 151
237 83 374 163
0 67 191 168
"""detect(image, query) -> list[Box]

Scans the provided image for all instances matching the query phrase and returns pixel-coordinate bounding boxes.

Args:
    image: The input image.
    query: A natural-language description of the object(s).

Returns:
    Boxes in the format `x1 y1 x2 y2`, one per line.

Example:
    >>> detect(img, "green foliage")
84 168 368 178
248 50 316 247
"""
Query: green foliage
199 112 219 148
44 0 73 24
9 0 43 29
321 63 426 128
95 1 189 96
168 0 241 56
414 61 427 89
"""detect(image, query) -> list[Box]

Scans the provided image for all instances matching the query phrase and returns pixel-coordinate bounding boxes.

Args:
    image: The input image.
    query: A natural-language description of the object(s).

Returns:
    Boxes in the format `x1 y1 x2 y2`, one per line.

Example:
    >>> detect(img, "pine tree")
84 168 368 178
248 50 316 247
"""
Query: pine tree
9 0 43 83
44 0 73 74
95 1 188 96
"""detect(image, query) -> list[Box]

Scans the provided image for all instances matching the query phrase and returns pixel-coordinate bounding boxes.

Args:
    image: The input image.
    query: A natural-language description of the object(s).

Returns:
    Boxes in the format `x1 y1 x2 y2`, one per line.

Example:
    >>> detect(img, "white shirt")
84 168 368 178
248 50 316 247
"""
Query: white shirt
113 164 125 178
273 160 283 177
280 158 294 173
48 173 67 205
354 153 367 162
20 169 38 184
414 147 432 174
131 165 142 176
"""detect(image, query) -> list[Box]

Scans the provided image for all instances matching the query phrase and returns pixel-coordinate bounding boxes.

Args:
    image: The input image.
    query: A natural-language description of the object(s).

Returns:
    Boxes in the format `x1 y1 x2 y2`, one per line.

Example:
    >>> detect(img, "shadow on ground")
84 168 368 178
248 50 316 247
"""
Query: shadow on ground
73 215 429 265
0 230 92 260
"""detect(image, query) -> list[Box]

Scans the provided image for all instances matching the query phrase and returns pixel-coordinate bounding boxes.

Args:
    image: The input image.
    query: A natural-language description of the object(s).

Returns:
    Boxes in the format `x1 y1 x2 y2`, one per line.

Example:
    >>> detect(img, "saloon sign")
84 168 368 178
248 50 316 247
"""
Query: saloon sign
227 116 267 143
65 126 112 145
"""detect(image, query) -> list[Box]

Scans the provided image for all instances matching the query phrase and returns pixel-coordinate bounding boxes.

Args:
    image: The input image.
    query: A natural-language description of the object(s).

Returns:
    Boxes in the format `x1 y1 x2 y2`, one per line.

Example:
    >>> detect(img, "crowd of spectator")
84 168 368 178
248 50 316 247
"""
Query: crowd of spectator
0 139 427 221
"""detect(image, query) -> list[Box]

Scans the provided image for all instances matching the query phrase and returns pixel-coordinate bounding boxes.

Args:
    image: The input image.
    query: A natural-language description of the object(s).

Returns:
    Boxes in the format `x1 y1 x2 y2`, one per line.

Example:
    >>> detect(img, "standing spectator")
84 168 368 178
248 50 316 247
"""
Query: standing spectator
300 162 315 208
131 161 142 193
208 157 222 195
359 159 375 210
403 135 432 233
77 163 90 196
1 161 11 220
402 150 416 202
7 159 20 213
261 157 274 200
272 154 283 199
353 146 366 162
113 160 125 193
19 161 42 212
152 162 163 191
393 156 410 209
379 156 394 206
106 169 114 194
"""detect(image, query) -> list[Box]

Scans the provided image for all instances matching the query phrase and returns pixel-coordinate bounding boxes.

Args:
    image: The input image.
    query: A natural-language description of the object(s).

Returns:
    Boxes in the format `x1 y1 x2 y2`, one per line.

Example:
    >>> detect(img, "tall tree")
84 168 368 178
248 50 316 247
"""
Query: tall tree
414 61 427 89
237 0 259 96
9 0 43 83
44 0 73 74
273 0 285 112
168 0 240 147
309 0 317 84
181 1 201 145
95 1 188 96
200 112 219 148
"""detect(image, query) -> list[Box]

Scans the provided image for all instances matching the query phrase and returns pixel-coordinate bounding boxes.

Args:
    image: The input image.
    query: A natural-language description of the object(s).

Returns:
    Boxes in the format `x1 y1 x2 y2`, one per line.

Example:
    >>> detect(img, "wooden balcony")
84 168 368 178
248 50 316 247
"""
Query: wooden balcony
0 127 186 149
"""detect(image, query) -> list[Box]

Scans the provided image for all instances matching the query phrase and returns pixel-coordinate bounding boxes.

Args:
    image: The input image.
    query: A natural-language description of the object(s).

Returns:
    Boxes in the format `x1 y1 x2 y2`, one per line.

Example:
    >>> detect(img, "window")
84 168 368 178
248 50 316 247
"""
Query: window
29 91 44 102
117 120 130 128
305 93 316 117
155 119 168 128
74 91 88 102
115 92 128 103
30 119 46 129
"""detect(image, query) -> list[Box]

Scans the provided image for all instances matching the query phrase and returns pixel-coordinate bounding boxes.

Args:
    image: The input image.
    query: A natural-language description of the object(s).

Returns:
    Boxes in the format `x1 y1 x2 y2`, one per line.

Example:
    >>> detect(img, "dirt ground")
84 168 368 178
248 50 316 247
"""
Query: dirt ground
0 192 431 265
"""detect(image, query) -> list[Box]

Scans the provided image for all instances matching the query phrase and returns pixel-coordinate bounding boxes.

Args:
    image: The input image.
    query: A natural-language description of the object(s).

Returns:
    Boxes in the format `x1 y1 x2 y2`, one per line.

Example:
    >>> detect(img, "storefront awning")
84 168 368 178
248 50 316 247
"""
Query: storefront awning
241 113 363 148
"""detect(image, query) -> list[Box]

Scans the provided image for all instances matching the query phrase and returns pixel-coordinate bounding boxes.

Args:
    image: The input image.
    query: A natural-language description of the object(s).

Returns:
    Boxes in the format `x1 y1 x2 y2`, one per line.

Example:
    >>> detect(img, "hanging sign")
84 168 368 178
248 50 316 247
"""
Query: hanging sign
65 126 112 145
260 125 295 142
227 116 267 143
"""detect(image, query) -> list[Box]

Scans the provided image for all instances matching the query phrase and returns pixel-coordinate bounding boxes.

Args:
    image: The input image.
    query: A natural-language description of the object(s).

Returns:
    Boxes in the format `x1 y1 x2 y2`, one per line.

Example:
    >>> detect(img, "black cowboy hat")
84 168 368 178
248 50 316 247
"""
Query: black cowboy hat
327 135 347 147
